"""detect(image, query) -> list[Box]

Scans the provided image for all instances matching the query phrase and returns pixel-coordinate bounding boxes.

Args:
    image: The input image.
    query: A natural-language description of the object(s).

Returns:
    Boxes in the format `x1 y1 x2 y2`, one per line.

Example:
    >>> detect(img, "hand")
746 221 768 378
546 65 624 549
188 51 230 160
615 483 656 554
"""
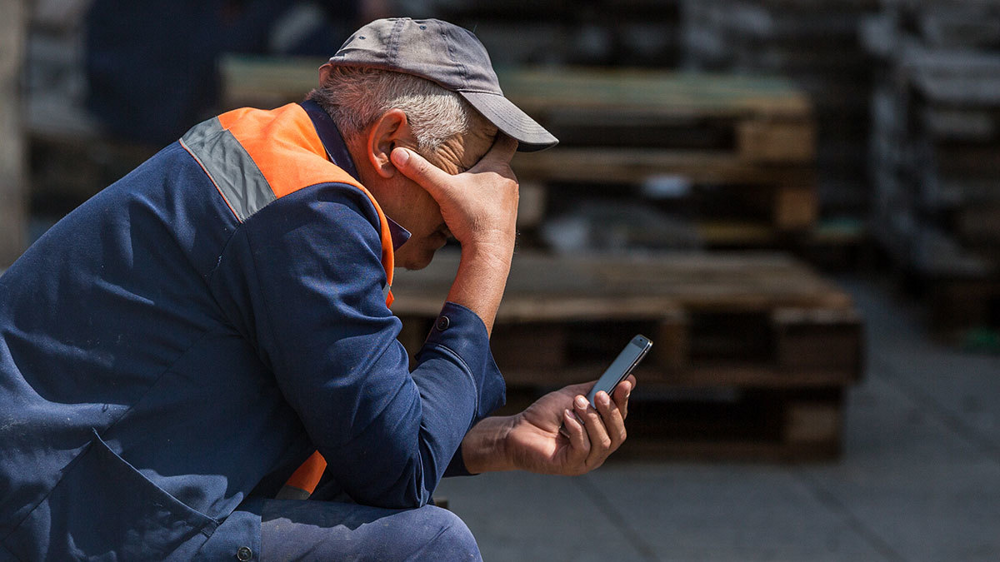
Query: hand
503 376 636 475
390 135 519 251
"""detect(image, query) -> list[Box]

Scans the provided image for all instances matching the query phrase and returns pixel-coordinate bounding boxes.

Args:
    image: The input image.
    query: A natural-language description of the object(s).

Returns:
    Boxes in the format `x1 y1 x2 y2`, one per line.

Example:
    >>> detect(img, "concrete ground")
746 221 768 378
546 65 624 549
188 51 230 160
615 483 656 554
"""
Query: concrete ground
437 280 1000 561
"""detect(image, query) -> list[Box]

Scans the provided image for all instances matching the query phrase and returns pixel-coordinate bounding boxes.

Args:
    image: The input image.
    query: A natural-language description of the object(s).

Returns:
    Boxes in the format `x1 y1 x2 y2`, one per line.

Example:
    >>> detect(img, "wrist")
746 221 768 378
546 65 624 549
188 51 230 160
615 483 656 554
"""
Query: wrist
463 233 515 262
462 415 516 474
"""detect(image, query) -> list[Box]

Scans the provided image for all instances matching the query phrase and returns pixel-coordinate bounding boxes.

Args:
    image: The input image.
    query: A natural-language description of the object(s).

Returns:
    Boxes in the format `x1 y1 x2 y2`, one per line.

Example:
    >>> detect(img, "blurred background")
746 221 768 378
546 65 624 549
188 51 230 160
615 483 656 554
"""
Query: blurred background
1 0 998 560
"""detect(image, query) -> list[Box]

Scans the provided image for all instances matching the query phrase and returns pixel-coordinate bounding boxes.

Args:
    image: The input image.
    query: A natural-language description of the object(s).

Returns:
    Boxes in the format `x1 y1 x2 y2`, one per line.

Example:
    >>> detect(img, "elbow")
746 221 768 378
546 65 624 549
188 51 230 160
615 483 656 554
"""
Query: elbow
358 454 433 510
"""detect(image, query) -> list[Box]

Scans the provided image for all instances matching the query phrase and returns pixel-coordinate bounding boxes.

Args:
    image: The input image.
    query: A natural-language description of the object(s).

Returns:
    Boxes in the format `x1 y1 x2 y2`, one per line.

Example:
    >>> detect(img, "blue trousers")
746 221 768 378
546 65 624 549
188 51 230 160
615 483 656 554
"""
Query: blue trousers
259 499 482 561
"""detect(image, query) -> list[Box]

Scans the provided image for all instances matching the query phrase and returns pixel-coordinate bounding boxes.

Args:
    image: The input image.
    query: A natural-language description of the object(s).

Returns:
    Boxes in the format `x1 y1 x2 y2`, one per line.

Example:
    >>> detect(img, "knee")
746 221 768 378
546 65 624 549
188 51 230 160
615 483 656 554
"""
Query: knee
417 506 481 561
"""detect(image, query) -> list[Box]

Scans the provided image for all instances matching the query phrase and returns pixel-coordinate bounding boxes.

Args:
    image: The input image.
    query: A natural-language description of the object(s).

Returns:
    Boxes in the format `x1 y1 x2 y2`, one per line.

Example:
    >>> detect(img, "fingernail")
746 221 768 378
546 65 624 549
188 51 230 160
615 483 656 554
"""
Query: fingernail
565 409 583 426
391 147 409 165
599 392 611 407
575 396 588 409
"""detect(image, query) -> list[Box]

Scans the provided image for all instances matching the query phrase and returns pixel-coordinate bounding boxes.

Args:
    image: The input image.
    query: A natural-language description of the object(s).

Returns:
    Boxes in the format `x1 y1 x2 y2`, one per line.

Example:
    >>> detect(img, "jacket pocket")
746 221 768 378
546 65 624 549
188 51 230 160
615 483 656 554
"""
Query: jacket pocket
2 430 218 561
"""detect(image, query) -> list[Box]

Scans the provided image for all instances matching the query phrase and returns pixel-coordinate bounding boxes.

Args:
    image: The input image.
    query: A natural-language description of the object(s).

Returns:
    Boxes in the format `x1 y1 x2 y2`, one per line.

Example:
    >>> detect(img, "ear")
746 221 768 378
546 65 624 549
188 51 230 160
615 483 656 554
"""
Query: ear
365 108 413 179
318 63 333 86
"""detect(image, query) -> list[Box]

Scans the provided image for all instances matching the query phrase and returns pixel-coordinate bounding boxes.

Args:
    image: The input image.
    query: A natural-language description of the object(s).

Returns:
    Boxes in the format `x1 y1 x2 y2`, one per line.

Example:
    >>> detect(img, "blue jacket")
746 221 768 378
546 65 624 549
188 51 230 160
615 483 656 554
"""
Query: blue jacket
0 101 505 560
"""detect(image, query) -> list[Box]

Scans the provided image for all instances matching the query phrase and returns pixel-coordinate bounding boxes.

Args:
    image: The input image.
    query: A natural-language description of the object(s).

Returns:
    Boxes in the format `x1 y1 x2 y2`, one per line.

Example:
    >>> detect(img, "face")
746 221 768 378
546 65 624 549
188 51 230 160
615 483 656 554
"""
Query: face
350 110 497 270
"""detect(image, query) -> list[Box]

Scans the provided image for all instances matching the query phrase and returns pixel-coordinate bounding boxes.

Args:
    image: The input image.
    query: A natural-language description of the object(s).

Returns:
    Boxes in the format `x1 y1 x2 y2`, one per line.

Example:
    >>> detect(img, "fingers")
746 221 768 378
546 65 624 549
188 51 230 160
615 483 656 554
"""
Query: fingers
390 147 451 195
561 408 590 466
573 395 613 470
473 134 518 170
594 390 627 451
612 375 636 420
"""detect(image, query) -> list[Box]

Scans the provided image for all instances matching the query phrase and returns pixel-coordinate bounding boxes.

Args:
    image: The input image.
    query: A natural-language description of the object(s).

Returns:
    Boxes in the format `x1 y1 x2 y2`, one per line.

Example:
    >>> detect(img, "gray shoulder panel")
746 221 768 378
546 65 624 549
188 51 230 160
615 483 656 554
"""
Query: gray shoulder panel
180 118 275 222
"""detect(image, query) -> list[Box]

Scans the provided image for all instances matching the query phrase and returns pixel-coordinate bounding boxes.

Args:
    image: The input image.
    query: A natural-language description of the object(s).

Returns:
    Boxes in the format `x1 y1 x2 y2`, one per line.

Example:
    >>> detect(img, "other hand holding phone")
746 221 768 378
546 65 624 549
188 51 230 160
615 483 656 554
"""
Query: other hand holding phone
462 335 648 476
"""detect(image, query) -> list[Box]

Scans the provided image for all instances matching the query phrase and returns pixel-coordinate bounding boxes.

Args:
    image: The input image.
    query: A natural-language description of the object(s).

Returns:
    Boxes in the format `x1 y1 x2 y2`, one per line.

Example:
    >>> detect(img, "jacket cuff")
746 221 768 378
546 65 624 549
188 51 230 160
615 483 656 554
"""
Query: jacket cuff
416 301 506 425
443 443 471 477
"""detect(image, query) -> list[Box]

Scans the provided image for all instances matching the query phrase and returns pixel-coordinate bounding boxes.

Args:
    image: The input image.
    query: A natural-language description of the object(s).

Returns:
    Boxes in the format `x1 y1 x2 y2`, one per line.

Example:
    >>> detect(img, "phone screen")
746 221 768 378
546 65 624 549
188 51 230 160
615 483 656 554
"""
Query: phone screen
585 334 652 407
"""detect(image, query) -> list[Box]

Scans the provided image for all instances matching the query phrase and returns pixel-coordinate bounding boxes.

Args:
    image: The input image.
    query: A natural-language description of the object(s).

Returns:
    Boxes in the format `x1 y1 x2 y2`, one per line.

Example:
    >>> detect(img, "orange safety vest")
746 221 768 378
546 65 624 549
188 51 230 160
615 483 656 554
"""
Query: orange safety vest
181 103 396 499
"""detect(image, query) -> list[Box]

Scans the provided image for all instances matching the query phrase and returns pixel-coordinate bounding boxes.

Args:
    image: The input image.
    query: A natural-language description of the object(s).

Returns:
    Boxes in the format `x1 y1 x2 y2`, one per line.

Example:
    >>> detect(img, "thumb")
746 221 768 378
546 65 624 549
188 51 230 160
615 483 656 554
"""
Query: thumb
390 147 451 195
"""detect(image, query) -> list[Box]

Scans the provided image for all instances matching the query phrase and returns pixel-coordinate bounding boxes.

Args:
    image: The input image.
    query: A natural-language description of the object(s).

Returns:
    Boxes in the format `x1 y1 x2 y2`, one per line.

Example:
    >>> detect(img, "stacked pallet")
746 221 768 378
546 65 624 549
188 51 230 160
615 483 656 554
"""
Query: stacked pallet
862 0 1000 335
422 0 681 67
682 0 880 220
393 252 863 461
500 68 820 249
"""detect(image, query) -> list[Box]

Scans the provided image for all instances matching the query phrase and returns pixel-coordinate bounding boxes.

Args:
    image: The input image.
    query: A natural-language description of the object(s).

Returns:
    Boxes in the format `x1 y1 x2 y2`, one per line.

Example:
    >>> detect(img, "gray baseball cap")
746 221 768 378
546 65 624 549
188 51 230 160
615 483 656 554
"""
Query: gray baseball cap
323 18 558 152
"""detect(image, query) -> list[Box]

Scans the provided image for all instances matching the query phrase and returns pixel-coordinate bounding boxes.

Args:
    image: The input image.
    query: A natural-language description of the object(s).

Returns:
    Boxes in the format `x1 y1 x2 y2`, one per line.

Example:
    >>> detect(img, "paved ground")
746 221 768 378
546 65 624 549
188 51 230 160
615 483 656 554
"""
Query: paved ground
437 280 1000 561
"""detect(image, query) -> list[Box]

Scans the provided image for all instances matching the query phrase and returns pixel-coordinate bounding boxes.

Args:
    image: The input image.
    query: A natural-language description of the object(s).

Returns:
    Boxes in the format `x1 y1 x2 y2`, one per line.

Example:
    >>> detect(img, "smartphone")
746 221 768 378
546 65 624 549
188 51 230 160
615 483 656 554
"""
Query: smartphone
585 334 653 407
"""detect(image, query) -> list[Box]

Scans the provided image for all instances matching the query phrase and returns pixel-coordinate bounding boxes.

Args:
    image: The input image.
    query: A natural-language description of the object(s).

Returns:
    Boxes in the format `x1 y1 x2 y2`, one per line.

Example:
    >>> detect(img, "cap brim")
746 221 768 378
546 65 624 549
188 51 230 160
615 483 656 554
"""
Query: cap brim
459 91 558 152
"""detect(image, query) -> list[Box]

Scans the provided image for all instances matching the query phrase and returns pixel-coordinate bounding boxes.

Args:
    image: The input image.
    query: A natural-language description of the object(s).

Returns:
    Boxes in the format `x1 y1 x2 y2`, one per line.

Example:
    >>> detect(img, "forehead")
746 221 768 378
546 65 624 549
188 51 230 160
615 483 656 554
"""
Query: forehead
435 123 498 173
463 123 498 161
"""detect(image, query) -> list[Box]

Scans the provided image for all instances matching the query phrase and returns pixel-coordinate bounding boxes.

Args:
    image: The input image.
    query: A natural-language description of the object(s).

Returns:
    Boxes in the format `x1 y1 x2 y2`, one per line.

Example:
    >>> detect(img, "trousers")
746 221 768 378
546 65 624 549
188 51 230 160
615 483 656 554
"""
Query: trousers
259 499 482 561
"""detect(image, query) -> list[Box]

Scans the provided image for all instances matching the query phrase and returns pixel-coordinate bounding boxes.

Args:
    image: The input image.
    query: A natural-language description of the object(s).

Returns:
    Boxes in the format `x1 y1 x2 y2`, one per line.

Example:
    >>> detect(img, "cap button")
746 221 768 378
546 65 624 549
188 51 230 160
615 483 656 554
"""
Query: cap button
236 546 253 561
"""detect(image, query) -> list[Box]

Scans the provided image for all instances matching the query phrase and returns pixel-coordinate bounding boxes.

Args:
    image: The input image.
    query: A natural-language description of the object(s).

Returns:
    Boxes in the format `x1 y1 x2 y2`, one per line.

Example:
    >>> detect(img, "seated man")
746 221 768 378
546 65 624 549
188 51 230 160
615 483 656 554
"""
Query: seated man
0 18 634 561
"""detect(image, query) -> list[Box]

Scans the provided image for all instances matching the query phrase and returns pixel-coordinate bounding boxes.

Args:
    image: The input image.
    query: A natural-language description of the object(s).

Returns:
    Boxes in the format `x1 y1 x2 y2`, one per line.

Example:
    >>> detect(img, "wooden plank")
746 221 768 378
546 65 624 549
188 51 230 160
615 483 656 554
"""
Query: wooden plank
737 119 816 163
392 252 857 313
783 396 843 445
496 68 812 120
772 184 819 230
654 313 689 372
515 181 546 229
511 148 815 185
611 387 845 462
489 324 568 370
0 0 26 266
772 308 863 376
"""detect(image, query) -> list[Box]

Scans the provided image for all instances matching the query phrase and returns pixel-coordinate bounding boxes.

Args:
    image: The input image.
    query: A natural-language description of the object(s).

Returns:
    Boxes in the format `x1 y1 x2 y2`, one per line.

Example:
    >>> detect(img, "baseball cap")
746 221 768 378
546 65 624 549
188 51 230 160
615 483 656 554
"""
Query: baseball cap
323 18 558 152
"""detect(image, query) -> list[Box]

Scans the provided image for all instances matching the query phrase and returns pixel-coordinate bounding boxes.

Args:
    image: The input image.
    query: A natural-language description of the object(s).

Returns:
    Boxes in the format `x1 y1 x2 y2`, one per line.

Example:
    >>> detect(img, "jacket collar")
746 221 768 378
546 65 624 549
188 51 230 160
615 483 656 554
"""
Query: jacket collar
300 100 412 251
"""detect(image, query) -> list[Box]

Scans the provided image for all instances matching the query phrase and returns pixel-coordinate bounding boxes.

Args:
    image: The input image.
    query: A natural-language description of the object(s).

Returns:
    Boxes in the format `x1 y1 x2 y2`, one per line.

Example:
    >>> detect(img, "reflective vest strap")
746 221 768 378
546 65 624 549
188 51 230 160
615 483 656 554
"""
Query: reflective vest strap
210 105 397 497
282 451 328 497
216 104 395 291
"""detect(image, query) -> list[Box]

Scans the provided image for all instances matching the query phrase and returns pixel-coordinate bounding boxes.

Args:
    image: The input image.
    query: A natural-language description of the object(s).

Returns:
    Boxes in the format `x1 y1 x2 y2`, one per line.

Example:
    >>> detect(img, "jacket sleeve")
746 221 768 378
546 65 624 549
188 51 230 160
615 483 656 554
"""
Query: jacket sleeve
210 183 504 508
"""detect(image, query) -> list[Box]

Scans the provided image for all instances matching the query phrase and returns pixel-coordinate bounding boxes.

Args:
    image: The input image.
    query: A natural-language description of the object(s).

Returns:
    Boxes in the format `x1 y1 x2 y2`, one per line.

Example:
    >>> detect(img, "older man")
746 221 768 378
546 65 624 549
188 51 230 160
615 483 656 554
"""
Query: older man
0 18 633 561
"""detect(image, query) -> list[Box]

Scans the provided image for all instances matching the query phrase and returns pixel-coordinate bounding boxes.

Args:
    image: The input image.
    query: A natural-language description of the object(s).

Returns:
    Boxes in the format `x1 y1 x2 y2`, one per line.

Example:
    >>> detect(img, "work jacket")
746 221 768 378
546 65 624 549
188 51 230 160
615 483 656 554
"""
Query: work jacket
0 101 505 560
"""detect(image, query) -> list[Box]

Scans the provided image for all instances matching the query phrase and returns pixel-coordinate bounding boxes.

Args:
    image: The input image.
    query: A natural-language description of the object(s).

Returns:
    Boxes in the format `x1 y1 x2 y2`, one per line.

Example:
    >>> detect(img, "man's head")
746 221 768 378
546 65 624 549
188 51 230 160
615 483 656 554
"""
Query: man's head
307 18 557 270
308 65 497 269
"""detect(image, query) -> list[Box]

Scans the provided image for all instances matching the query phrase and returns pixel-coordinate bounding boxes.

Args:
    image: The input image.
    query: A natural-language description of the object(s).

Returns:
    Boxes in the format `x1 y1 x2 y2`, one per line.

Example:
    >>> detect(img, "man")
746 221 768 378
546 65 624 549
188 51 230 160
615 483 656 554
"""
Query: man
0 18 634 561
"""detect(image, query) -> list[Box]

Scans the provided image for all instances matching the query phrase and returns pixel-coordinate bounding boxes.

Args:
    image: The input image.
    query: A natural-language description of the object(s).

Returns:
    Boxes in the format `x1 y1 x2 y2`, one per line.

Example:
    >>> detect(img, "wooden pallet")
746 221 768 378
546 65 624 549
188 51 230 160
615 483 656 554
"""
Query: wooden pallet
864 2 1000 336
499 68 819 233
392 252 863 460
500 69 815 165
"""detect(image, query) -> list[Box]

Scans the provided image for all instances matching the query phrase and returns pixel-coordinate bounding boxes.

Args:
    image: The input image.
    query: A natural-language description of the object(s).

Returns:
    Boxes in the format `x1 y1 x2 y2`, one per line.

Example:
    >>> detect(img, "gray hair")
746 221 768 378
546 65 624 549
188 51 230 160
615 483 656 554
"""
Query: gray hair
307 66 484 156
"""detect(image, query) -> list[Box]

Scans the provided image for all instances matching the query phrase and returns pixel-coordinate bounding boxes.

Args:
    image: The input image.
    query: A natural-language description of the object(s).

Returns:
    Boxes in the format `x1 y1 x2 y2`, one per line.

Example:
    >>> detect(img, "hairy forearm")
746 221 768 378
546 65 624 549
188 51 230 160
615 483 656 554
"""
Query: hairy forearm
445 238 514 336
460 415 516 474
